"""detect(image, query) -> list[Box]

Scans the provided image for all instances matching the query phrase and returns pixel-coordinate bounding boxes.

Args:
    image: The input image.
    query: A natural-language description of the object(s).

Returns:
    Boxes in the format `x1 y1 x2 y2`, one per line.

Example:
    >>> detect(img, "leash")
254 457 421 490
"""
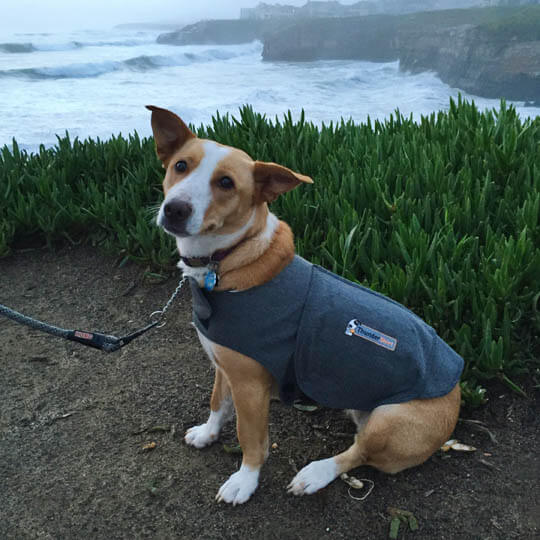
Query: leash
0 276 187 353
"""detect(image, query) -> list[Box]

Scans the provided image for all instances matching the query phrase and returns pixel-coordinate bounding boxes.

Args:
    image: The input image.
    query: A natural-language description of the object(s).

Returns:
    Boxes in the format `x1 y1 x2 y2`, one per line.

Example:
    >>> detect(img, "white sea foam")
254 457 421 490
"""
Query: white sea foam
0 27 538 151
0 48 255 80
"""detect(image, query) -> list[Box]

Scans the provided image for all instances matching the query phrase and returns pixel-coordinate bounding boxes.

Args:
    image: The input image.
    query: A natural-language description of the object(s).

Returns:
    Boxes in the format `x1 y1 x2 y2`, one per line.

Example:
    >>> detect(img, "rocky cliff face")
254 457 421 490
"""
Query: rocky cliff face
261 8 540 102
155 8 540 102
398 24 540 101
262 16 399 62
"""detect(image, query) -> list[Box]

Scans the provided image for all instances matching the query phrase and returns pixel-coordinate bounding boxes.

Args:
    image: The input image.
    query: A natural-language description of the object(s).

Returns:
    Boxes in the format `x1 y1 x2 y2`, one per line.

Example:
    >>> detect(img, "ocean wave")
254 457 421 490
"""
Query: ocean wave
35 41 83 52
0 42 37 53
1 61 119 80
126 53 195 70
0 38 156 54
75 38 155 48
1 40 83 53
0 46 258 80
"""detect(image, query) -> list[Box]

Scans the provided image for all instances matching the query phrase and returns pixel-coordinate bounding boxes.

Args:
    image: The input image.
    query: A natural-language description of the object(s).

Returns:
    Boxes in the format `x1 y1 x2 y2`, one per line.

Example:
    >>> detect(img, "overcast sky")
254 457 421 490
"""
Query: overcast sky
2 0 360 33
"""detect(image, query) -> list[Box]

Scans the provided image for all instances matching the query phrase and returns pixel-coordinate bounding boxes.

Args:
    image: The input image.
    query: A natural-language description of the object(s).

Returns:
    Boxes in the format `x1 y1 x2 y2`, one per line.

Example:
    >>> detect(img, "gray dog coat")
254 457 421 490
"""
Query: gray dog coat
190 256 463 411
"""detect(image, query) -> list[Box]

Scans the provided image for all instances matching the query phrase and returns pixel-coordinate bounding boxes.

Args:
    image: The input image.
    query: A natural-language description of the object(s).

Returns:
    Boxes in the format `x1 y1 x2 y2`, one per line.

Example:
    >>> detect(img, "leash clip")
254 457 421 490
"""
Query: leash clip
147 275 187 329
150 310 167 328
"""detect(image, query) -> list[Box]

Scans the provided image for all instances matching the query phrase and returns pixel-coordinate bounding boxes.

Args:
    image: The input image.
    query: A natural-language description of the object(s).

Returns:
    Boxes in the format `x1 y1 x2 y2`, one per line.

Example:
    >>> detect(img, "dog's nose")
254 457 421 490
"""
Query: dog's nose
163 200 193 224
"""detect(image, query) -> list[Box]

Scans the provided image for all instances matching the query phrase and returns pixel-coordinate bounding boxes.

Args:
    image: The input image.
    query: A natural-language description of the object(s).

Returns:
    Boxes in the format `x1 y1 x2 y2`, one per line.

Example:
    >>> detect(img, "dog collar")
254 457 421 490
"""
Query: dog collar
180 236 251 291
179 235 252 269
180 250 229 269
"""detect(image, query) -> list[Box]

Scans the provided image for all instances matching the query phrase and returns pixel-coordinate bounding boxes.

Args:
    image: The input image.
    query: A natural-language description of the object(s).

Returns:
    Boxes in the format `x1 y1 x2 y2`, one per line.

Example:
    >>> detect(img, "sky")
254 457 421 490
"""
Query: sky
1 0 359 33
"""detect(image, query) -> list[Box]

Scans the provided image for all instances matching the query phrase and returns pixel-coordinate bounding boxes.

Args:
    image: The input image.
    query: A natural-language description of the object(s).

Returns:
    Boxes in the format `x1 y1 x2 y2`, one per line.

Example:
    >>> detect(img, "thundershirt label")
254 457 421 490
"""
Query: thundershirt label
345 319 398 351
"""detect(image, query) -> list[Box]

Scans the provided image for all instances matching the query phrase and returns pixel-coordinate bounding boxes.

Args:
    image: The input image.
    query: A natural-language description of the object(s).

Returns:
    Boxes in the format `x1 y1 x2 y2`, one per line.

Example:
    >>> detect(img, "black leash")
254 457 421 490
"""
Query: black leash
0 276 187 353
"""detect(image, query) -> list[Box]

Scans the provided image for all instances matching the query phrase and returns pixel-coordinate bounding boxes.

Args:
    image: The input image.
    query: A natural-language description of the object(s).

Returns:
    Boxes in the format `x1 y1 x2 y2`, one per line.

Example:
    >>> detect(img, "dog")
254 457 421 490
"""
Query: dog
147 105 463 505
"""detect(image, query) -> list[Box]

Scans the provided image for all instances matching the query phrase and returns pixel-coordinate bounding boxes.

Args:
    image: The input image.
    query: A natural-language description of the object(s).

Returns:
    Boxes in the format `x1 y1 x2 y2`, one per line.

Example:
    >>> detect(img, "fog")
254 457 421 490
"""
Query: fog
1 0 360 33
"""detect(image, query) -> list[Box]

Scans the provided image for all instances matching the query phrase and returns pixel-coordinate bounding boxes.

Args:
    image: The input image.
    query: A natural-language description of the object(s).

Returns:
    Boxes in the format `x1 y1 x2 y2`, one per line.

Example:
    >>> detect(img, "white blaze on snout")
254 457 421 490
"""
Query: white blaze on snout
158 140 231 236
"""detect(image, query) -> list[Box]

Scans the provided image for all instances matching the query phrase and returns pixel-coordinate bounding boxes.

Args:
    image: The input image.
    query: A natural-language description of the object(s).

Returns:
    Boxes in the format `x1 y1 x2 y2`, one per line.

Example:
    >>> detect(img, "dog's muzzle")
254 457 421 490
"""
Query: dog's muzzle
160 199 193 236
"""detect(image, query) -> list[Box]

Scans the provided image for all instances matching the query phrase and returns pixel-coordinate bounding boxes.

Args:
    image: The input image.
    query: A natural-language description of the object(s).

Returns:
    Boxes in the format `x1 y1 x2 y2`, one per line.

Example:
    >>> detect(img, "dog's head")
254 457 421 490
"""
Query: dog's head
147 105 313 240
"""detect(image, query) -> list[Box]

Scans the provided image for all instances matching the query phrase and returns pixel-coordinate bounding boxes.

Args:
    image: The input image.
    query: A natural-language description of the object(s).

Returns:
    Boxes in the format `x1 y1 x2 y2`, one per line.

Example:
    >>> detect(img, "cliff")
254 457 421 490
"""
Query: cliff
157 19 289 46
398 23 540 102
262 15 399 62
398 7 540 101
262 6 540 102
261 7 503 61
154 7 539 102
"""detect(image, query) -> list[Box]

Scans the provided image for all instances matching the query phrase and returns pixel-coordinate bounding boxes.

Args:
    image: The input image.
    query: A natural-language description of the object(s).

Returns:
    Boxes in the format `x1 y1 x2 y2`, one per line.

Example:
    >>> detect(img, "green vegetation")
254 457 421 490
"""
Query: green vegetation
400 5 540 34
1 98 539 404
269 6 540 47
478 5 540 41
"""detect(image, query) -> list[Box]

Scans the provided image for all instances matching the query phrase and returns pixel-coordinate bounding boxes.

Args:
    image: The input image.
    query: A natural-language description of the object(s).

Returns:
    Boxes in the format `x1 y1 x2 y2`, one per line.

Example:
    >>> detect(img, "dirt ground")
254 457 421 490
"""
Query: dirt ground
1 244 539 540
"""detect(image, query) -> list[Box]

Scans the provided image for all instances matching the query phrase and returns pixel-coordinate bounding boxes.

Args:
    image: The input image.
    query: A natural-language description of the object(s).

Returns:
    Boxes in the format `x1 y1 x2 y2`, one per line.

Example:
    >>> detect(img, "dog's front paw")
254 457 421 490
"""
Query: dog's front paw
216 465 260 505
184 423 218 448
287 457 338 496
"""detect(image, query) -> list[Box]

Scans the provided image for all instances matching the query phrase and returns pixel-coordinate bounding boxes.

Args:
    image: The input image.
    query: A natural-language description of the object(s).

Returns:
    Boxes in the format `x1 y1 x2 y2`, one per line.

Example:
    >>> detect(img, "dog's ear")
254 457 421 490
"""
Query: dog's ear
253 161 313 204
146 105 195 165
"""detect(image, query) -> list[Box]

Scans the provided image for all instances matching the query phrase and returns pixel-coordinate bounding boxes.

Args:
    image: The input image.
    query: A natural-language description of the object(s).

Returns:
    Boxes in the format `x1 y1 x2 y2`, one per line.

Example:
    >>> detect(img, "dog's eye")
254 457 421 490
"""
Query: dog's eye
218 176 235 190
175 160 187 173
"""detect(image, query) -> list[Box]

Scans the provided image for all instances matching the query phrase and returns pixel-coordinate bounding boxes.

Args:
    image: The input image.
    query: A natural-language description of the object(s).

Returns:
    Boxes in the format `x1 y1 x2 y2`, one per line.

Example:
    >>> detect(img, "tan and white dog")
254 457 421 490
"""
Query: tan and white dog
147 105 462 505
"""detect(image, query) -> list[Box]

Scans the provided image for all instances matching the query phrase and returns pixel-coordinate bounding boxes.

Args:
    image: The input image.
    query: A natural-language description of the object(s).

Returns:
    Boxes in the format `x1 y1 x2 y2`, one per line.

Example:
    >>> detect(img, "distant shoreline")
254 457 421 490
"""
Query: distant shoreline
156 6 540 103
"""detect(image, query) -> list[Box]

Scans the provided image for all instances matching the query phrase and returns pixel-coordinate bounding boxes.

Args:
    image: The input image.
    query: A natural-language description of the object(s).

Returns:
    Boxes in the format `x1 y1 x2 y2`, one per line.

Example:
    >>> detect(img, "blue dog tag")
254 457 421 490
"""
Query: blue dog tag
204 271 218 291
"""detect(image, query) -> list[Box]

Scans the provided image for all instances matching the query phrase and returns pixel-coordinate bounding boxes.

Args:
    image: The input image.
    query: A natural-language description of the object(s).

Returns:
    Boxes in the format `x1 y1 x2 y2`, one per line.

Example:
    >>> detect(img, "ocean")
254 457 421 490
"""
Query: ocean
1 26 539 152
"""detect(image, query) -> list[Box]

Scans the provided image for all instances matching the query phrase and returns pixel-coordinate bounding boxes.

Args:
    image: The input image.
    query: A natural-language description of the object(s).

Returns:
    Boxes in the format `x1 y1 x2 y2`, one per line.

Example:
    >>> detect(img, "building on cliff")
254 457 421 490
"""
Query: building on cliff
241 1 364 19
240 3 298 19
297 1 347 17
347 2 379 16
240 1 501 21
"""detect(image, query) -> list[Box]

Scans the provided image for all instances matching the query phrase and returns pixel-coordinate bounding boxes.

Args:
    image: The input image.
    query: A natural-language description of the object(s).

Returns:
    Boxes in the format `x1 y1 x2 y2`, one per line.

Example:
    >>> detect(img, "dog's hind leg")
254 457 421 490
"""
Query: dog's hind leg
286 410 371 496
288 384 461 495
185 366 234 449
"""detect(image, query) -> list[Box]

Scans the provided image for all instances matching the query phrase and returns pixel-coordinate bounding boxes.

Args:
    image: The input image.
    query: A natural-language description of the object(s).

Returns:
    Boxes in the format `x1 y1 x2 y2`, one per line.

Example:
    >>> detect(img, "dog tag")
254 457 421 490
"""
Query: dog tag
204 270 218 291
